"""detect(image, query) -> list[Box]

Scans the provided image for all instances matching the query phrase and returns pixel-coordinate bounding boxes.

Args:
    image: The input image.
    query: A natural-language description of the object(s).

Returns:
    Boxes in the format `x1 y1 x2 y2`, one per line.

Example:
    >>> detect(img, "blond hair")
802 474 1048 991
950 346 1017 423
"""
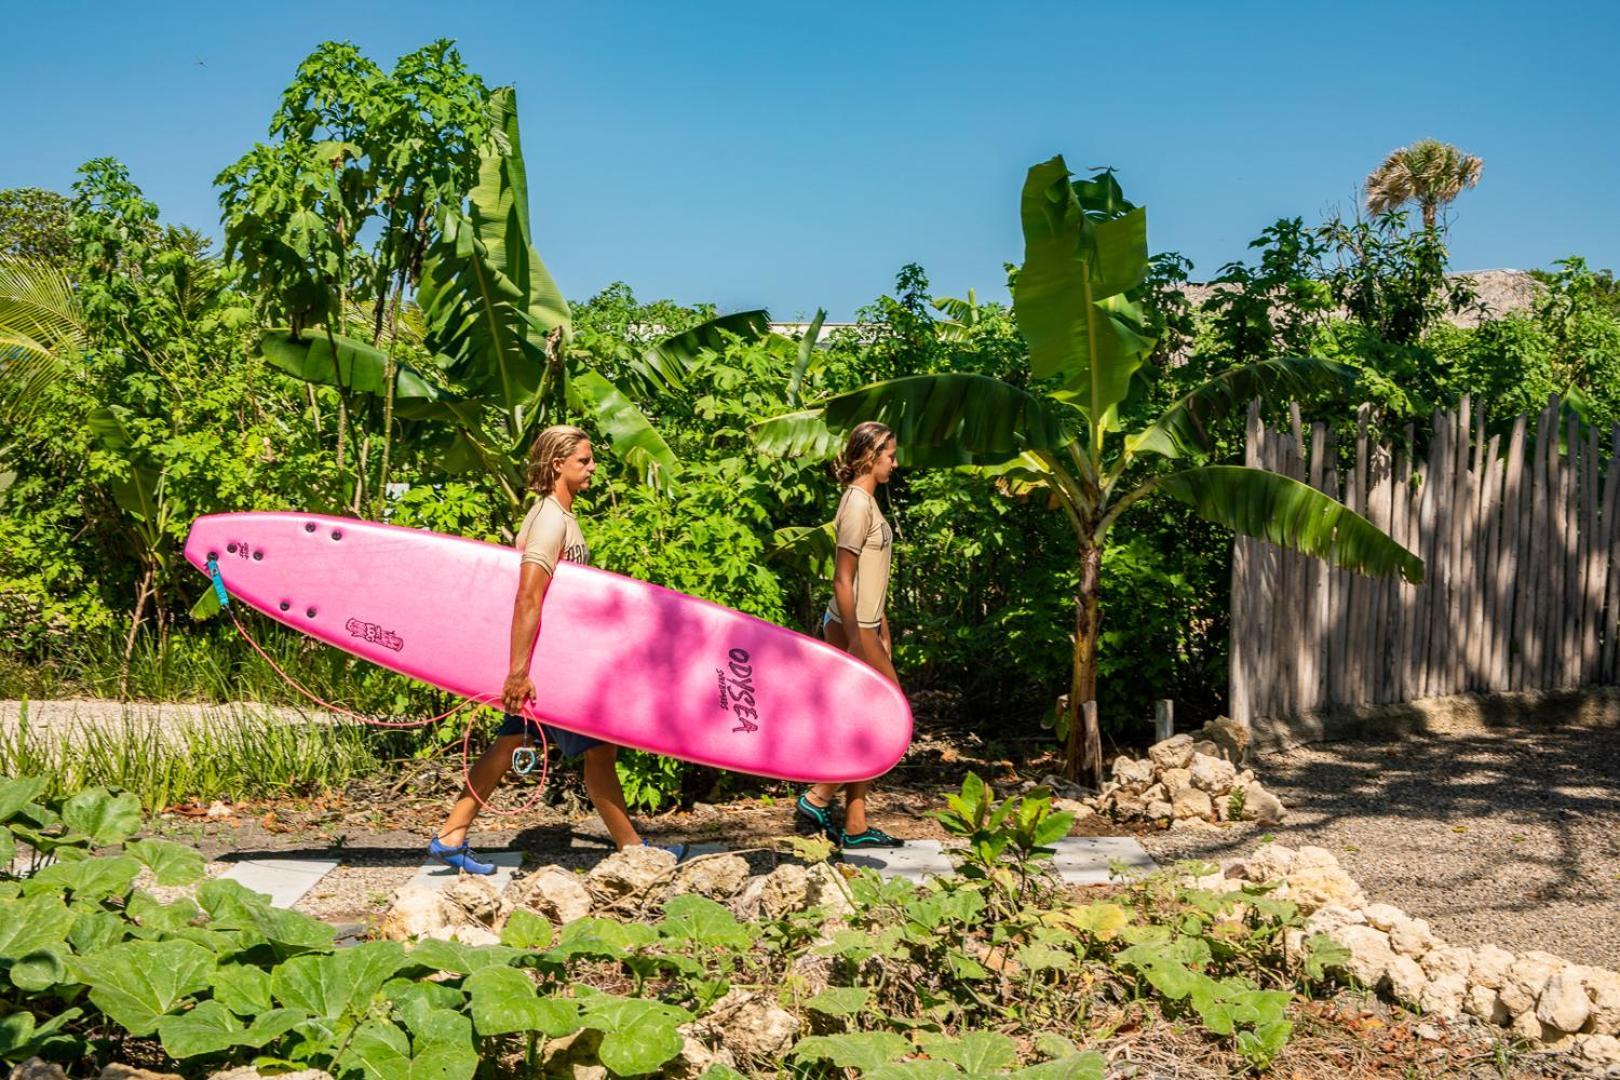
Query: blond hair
525 425 589 494
832 421 895 485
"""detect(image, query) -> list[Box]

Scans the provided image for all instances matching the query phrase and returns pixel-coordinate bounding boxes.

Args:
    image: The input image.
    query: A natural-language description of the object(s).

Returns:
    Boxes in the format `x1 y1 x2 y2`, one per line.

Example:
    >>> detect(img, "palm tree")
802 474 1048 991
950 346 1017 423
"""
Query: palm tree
757 157 1423 784
1364 139 1483 230
0 256 86 422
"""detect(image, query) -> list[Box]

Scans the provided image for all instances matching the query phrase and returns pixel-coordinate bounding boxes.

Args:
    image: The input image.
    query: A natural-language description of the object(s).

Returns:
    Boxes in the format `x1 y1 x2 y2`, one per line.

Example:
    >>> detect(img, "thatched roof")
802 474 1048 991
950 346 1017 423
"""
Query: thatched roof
1180 269 1541 330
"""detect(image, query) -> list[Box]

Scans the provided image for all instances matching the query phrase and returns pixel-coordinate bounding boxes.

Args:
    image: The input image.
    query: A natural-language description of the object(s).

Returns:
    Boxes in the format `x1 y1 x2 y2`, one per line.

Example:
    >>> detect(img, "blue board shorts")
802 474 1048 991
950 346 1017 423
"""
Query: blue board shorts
498 713 605 759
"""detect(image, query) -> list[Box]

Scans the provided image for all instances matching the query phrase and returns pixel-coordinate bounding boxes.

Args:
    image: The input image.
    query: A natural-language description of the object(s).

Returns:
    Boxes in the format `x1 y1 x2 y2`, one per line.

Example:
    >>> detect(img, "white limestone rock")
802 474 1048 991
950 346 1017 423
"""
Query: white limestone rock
1331 925 1394 988
509 866 593 926
1469 944 1516 990
1237 782 1286 824
1584 967 1620 1036
1418 973 1468 1020
1464 983 1511 1026
1420 945 1475 984
1535 967 1593 1034
1111 756 1155 788
587 845 675 900
1577 1034 1620 1066
1500 951 1563 1016
1229 843 1297 884
1171 788 1214 821
1189 753 1237 794
1147 734 1195 771
1384 955 1428 1004
1160 767 1193 797
671 854 751 900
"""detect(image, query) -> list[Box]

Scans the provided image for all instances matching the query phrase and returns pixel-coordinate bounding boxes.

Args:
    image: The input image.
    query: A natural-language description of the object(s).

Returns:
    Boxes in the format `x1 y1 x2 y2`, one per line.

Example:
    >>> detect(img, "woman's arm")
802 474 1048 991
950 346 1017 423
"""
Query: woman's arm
879 612 892 657
502 562 552 713
832 547 863 659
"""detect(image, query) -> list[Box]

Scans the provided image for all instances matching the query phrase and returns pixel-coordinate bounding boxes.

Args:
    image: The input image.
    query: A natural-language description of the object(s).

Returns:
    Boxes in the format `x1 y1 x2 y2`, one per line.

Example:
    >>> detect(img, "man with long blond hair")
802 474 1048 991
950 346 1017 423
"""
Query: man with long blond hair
429 425 685 873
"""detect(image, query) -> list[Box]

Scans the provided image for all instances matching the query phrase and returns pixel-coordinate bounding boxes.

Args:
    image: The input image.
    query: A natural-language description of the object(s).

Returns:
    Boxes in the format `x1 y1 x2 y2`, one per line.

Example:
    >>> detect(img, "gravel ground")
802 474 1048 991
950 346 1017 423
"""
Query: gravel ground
1139 719 1620 971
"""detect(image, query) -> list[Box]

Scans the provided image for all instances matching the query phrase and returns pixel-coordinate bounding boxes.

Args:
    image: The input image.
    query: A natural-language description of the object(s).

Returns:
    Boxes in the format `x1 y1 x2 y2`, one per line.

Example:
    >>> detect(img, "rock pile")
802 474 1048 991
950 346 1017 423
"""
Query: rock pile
377 845 851 947
1195 842 1620 1070
1089 720 1286 828
371 845 821 1076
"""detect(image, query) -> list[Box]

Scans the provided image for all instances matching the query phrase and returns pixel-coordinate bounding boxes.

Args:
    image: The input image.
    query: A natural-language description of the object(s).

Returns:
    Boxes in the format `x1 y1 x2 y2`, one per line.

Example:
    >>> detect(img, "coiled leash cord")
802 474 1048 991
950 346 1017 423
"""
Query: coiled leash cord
208 556 550 815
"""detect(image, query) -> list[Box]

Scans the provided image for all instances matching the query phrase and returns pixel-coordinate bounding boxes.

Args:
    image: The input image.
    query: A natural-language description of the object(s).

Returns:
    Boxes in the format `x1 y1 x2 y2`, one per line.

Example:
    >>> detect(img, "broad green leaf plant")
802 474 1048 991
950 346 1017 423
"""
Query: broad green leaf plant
757 156 1423 780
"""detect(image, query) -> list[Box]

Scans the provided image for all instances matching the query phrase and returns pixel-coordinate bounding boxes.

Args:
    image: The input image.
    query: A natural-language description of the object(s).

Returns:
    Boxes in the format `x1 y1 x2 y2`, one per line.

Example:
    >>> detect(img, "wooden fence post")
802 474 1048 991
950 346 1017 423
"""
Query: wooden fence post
1081 700 1102 791
1234 397 1619 731
1154 700 1174 744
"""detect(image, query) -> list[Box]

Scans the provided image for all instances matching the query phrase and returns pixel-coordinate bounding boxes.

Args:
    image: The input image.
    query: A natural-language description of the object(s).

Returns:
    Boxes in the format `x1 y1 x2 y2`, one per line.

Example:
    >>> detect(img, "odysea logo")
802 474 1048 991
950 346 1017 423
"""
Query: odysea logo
346 617 404 652
715 647 760 734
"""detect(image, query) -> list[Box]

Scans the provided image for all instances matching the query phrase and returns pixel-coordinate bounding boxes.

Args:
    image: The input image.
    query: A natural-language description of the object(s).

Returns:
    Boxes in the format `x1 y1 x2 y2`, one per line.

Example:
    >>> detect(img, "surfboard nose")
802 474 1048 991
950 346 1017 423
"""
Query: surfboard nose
182 514 235 574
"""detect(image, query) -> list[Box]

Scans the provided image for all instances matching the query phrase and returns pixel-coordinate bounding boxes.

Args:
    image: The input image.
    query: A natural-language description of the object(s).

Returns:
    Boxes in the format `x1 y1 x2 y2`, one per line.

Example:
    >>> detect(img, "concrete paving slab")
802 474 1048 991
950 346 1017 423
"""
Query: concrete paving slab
686 837 1153 884
218 857 341 909
408 850 524 893
837 837 1155 884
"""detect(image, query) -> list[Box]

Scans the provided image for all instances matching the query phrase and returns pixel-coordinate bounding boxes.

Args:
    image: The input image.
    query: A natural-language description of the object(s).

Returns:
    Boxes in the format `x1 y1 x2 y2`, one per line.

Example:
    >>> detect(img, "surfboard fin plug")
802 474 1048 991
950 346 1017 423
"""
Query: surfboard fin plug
206 556 230 609
511 746 539 776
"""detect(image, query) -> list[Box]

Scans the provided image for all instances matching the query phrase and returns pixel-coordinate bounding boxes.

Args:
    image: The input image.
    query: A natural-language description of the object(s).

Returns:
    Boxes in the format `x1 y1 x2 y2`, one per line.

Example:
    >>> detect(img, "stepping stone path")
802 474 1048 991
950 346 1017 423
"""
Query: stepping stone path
217 856 341 909
834 837 1155 884
408 849 525 894
211 837 1156 911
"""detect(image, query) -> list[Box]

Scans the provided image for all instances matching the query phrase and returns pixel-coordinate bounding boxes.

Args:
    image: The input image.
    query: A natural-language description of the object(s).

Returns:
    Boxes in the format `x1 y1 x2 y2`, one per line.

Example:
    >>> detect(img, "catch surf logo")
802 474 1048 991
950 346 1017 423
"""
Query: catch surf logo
715 648 760 734
346 617 404 652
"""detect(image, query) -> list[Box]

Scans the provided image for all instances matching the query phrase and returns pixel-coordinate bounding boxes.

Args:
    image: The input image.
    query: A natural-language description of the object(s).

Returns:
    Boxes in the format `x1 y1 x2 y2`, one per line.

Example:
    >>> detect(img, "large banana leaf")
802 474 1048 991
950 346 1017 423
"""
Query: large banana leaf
754 373 1080 467
634 310 772 395
417 87 570 411
1128 357 1359 459
752 407 843 462
259 329 444 401
1014 156 1153 432
87 406 164 528
1156 465 1424 584
0 257 86 421
566 369 680 489
768 521 838 578
786 309 827 406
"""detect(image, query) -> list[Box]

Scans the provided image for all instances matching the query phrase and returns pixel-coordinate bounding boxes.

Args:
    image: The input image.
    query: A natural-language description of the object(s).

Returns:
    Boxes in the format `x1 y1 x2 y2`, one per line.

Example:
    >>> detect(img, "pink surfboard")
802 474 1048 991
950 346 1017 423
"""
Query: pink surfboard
182 512 911 783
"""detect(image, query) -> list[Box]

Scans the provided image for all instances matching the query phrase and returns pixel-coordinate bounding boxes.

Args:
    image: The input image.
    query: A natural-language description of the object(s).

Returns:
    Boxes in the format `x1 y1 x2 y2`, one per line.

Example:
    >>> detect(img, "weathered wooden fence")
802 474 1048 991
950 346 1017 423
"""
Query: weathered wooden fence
1229 394 1620 728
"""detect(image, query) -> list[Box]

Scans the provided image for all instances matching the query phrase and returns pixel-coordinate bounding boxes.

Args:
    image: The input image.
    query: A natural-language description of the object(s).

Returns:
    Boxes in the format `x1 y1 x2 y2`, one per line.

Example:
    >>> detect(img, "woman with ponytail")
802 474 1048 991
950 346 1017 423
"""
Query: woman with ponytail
795 421 906 849
430 425 685 874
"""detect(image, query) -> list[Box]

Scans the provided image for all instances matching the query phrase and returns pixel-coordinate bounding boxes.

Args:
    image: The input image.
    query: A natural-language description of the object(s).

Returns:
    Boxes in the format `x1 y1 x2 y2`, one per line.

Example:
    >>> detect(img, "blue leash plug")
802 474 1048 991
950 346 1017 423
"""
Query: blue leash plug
206 556 230 609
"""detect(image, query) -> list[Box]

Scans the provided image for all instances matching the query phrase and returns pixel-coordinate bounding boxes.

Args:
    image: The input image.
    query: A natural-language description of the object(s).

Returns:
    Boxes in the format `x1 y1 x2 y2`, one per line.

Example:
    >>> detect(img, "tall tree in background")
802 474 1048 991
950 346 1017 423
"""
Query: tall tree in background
1364 139 1483 230
0 188 73 265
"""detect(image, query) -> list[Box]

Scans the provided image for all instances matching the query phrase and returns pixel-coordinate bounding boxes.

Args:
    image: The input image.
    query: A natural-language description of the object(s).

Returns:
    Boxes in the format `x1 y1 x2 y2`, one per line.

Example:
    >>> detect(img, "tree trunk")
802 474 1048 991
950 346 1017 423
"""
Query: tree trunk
373 273 406 519
1063 542 1103 786
121 565 156 697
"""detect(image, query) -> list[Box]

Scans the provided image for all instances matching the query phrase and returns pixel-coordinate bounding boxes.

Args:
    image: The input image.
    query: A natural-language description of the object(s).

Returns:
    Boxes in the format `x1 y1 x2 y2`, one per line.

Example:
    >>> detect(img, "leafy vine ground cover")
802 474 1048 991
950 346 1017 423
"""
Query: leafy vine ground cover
1 772 1536 1078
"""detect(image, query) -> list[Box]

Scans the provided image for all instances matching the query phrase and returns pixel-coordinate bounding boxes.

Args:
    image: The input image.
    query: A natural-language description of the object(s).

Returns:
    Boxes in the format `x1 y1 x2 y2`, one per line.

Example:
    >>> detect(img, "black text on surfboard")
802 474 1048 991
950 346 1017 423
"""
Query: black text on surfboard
716 648 760 734
345 617 404 652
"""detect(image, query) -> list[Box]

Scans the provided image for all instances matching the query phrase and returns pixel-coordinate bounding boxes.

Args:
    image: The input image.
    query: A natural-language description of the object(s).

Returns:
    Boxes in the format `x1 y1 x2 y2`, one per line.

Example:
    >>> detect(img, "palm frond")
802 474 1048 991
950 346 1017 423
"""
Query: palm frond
0 257 87 421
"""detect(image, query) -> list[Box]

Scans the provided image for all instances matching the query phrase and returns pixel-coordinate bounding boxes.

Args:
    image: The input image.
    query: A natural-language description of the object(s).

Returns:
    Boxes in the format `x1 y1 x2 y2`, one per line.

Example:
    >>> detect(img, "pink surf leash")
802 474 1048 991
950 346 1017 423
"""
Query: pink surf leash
211 556 550 815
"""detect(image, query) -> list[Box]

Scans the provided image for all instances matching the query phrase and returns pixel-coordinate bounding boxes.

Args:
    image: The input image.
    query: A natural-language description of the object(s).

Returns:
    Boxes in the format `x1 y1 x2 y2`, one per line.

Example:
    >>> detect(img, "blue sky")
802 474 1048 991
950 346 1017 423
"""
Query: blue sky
6 1 1617 319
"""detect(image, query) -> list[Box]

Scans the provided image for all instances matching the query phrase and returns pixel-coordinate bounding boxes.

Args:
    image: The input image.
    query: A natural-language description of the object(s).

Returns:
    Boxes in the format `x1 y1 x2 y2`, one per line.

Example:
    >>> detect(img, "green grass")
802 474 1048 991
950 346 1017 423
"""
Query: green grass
0 700 417 811
1 621 455 716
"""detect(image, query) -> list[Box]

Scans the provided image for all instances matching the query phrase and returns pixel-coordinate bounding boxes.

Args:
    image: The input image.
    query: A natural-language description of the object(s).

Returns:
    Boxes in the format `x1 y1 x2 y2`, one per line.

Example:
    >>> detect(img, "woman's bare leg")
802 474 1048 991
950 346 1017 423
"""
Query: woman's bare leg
438 733 526 847
808 621 901 831
582 744 641 849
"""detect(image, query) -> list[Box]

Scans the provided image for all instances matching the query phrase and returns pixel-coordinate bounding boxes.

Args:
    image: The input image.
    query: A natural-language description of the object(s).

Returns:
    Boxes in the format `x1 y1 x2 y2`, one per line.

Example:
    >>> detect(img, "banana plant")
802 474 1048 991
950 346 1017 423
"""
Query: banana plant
756 156 1423 782
266 87 770 509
